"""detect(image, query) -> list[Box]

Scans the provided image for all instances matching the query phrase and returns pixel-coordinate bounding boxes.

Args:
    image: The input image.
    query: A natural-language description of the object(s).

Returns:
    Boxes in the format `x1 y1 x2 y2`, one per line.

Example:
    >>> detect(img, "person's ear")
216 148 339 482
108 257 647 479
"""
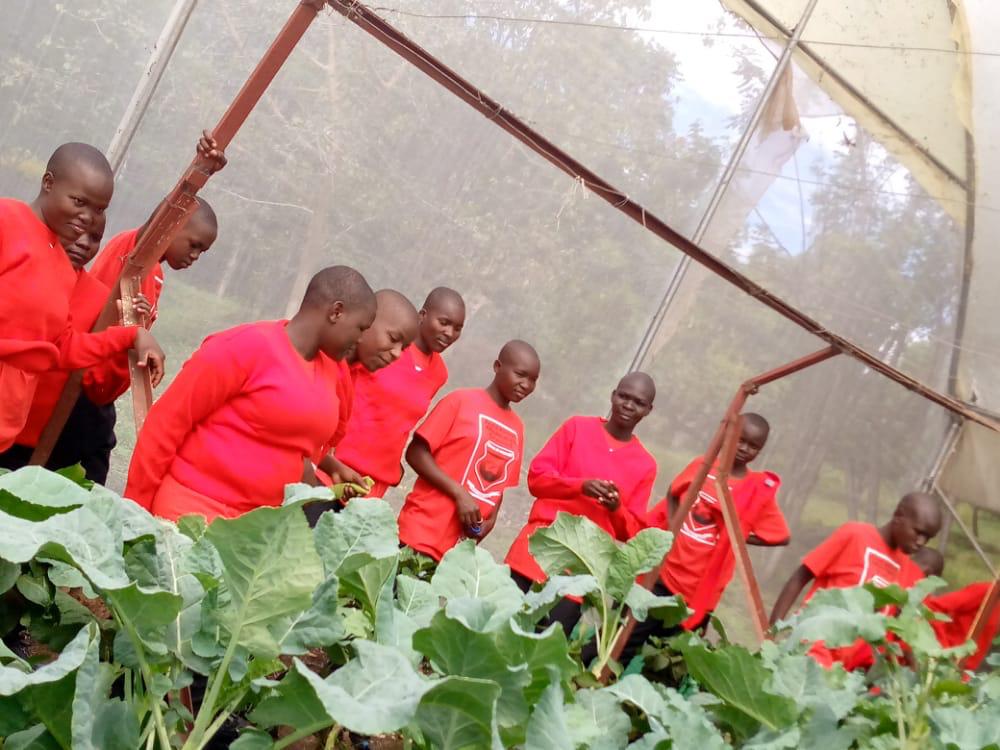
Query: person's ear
41 171 55 194
327 300 345 323
419 308 427 323
493 358 501 375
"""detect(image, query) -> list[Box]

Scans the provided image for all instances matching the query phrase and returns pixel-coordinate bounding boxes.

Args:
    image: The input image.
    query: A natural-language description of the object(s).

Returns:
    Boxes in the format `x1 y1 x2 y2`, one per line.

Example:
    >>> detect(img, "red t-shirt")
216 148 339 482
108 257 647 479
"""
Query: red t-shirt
649 458 788 626
124 320 345 520
397 388 524 561
336 345 448 487
504 415 656 582
83 228 165 406
801 522 925 671
802 522 924 598
16 271 110 447
0 199 136 448
926 581 1000 670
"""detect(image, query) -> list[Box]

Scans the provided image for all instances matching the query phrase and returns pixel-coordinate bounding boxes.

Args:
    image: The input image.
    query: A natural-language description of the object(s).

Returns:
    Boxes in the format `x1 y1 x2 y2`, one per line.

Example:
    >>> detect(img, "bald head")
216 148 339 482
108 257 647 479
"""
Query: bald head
423 286 465 314
303 265 375 310
499 339 539 367
353 289 420 372
491 340 540 405
911 546 945 578
418 286 466 353
609 371 655 433
36 142 114 248
46 142 112 180
193 196 217 228
889 491 943 554
617 371 655 401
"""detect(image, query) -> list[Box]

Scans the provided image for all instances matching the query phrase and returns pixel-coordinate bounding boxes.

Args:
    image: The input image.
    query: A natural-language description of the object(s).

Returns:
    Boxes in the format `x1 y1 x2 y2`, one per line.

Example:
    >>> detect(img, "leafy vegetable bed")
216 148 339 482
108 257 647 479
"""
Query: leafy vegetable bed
0 467 996 749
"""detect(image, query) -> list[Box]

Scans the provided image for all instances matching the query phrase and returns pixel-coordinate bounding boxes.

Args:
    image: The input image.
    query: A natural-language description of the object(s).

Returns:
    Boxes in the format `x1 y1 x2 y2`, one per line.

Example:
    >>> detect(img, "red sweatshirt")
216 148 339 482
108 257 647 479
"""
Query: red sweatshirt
15 271 110 447
926 581 1000 670
83 228 165 406
336 345 448 495
0 199 137 449
647 458 788 628
124 320 345 520
398 388 524 561
505 416 655 582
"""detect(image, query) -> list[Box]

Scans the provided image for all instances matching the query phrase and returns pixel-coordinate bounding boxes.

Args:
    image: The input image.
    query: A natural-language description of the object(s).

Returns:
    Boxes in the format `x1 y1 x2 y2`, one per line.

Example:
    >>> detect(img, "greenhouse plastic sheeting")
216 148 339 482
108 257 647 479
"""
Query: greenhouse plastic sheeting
1 0 996 639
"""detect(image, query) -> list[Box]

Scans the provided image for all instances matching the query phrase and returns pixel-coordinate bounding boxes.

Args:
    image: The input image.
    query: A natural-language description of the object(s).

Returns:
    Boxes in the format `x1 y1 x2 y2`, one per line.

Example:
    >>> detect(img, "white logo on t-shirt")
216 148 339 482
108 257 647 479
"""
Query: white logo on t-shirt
460 414 518 506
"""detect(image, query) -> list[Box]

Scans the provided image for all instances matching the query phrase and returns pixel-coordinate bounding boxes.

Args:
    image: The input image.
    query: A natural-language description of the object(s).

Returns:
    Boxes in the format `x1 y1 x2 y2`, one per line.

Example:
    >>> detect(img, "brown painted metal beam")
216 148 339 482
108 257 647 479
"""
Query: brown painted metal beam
328 1 997 435
31 0 326 466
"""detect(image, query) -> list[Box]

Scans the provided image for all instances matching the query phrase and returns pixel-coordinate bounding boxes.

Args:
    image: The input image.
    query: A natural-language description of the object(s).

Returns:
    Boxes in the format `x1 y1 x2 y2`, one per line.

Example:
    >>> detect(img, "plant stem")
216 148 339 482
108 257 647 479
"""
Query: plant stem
323 724 342 750
114 608 173 750
190 697 245 750
273 721 337 750
183 636 240 749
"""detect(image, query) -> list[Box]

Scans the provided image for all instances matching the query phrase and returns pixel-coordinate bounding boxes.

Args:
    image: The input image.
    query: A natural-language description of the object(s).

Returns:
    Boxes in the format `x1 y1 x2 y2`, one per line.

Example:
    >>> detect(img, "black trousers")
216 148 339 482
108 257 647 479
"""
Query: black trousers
0 396 117 485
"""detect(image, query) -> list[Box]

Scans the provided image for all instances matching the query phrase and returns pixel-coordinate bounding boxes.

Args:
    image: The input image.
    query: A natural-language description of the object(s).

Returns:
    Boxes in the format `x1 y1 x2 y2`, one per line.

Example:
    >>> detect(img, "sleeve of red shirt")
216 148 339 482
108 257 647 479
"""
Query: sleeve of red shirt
802 524 853 577
124 332 251 509
668 458 703 500
526 418 586 499
413 391 462 452
749 473 790 543
55 323 138 370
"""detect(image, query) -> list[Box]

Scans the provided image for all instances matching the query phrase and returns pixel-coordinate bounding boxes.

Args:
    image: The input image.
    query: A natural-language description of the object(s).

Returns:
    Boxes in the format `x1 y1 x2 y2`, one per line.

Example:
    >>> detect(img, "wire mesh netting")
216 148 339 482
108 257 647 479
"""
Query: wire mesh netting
1 0 996 640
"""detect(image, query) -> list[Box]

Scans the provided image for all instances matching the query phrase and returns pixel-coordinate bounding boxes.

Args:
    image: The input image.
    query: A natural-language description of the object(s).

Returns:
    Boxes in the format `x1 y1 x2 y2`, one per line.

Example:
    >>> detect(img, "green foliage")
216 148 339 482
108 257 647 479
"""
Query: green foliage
0 469 996 749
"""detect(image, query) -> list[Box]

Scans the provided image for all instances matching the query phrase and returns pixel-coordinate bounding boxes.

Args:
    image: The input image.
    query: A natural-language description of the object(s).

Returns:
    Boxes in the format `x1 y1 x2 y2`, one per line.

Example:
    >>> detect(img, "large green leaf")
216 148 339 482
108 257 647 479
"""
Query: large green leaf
765 649 864 721
18 671 75 749
313 498 399 576
606 528 672 600
0 508 129 590
782 587 886 648
415 676 503 750
564 689 631 750
84 488 162 545
0 556 20 594
396 574 438 627
931 705 1000 750
205 505 324 657
495 620 575 704
521 574 599 619
105 582 183 655
431 541 524 631
413 611 531 731
250 661 332 731
4 724 63 750
0 624 96 696
524 674 573 750
606 675 727 750
295 641 429 735
69 631 139 750
271 576 344 654
624 584 688 624
529 513 618 591
0 467 90 520
678 641 798 731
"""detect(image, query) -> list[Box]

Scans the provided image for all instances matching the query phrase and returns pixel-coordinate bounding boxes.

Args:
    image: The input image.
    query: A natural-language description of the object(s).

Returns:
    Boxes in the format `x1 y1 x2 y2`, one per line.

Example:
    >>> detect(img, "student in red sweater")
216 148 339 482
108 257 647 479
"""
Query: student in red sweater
397 339 540 561
926 580 1000 671
0 143 164 451
639 414 789 639
124 265 376 521
911 548 998 671
0 220 113 472
0 194 220 482
335 287 466 498
769 492 941 670
506 371 657 589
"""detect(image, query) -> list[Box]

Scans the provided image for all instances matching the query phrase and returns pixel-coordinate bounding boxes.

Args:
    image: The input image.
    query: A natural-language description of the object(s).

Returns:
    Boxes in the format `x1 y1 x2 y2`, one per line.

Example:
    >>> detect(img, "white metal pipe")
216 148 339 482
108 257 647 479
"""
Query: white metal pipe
107 0 199 174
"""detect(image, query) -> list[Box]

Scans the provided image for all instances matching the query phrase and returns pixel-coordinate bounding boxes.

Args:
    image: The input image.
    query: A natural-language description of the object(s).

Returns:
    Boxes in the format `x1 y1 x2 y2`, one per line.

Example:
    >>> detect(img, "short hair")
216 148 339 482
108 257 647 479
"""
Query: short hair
742 413 770 435
193 196 217 227
617 371 655 401
422 286 465 313
498 339 539 366
46 142 112 180
303 265 374 309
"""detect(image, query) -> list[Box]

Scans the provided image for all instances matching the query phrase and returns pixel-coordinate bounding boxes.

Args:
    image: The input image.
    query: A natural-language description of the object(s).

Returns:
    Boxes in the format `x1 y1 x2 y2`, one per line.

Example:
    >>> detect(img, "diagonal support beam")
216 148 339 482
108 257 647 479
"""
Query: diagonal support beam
31 0 327 466
327 0 998 435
